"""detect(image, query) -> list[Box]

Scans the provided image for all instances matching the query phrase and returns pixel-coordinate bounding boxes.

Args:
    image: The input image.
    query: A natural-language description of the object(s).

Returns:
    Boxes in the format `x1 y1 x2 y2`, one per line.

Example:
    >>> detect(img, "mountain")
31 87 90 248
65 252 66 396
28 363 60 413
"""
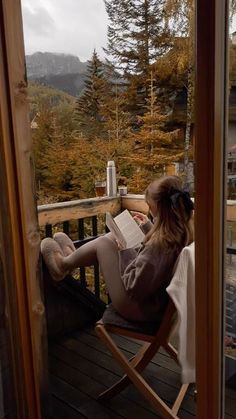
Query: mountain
33 73 86 97
26 52 87 78
26 52 125 98
26 52 88 97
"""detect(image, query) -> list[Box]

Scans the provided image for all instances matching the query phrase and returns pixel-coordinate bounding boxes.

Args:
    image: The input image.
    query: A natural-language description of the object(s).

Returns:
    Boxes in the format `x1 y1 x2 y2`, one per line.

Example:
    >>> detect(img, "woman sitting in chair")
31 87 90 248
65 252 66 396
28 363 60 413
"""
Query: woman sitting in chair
41 175 194 323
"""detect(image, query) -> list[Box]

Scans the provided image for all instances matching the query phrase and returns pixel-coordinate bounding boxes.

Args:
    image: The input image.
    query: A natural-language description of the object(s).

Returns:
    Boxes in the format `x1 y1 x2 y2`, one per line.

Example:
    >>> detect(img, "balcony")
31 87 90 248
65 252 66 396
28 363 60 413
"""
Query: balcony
38 195 236 418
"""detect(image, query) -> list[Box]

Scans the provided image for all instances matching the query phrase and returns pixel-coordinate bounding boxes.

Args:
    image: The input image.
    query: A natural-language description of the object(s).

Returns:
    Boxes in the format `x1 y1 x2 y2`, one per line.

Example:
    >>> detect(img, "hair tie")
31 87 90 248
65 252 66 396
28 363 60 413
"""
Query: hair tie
170 190 194 212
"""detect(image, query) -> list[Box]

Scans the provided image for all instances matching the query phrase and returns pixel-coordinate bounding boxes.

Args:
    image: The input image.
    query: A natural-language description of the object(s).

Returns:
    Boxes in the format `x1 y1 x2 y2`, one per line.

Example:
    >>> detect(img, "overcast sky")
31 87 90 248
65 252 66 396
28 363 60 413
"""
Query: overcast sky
22 0 236 63
21 0 108 62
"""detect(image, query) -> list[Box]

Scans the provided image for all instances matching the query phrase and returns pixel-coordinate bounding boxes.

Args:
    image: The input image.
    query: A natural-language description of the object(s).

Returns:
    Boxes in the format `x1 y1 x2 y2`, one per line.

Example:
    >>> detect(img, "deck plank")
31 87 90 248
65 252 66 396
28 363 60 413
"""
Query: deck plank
70 329 194 400
48 326 236 418
49 332 194 419
51 395 86 418
75 329 181 374
49 356 160 419
52 337 195 414
51 376 124 418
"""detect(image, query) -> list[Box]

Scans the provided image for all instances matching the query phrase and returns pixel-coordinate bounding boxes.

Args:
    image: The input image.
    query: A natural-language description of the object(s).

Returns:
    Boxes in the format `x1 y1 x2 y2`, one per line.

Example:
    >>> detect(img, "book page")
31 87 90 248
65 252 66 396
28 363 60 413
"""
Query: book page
105 212 127 249
114 209 145 249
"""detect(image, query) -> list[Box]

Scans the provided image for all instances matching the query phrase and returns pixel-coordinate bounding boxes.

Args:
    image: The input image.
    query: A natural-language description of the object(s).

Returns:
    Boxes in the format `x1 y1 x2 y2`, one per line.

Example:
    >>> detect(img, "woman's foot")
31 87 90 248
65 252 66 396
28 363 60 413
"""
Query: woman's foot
40 238 68 281
53 232 76 256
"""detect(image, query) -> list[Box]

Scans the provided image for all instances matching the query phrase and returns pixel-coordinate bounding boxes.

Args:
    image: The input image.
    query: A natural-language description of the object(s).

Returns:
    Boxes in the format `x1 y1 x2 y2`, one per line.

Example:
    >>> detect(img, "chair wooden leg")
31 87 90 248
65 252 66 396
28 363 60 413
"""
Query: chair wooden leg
96 324 178 419
96 328 162 401
172 384 189 416
163 342 179 364
97 374 132 401
97 343 152 401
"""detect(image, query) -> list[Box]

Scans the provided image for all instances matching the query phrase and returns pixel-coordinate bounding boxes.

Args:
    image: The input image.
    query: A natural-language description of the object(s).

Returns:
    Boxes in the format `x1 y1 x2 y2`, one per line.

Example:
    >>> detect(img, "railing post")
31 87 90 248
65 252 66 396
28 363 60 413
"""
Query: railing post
63 221 70 236
92 216 98 236
45 225 52 238
78 219 86 287
92 216 100 298
227 225 233 265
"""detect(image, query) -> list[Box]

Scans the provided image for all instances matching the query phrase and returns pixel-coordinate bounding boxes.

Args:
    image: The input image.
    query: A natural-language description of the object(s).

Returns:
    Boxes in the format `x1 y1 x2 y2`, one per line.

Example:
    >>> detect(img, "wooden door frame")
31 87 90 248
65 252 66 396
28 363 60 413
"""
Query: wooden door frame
0 0 48 417
195 0 228 417
0 0 229 417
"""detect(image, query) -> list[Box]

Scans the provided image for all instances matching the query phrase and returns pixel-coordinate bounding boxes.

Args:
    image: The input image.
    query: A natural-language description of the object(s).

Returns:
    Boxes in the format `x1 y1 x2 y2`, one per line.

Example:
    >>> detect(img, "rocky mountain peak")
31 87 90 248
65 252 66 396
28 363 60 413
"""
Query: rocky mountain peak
26 52 87 79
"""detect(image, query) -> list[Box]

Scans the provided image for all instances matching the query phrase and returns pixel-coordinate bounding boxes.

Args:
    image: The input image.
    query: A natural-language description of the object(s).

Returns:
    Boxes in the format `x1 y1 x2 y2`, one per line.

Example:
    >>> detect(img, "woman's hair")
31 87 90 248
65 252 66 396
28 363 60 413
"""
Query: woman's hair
144 176 194 251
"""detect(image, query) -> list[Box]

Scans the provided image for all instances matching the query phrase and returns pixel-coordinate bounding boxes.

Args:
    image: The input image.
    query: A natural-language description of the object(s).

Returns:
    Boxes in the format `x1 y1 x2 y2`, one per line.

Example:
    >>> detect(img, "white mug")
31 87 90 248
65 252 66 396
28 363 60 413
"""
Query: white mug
118 186 127 196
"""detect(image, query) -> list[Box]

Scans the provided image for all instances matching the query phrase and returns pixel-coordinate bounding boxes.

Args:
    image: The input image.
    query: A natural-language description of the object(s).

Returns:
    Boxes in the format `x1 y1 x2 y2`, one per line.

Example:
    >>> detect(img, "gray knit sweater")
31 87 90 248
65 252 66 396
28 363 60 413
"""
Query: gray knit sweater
119 220 180 320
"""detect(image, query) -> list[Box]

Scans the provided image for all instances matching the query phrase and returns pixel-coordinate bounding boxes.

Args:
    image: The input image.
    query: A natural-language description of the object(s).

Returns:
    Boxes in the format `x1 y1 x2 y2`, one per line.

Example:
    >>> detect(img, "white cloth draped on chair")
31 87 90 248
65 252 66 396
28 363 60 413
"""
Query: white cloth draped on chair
167 242 195 383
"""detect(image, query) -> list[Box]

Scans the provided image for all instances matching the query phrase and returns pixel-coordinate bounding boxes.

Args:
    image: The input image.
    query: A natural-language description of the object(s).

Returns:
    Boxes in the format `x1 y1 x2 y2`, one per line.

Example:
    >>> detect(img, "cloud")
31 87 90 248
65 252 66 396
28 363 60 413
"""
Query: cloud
22 4 55 36
21 0 108 61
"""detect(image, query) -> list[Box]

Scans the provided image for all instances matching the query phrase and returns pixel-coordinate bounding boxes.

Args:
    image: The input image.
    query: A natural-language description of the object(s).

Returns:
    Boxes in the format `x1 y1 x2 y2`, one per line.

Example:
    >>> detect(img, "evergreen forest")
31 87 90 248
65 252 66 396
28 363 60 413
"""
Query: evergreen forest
29 0 222 204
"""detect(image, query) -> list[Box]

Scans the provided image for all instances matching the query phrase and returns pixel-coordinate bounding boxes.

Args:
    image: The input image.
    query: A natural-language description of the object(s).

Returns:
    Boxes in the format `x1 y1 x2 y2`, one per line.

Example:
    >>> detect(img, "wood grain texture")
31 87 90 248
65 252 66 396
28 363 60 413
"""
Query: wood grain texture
38 196 121 226
0 0 48 417
37 194 149 227
48 327 196 418
195 0 227 417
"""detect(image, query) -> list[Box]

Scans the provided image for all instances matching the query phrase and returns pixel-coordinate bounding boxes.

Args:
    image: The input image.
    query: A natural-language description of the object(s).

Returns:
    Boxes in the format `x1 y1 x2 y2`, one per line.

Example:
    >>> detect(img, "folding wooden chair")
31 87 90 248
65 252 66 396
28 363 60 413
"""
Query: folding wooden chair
95 297 189 419
95 244 194 419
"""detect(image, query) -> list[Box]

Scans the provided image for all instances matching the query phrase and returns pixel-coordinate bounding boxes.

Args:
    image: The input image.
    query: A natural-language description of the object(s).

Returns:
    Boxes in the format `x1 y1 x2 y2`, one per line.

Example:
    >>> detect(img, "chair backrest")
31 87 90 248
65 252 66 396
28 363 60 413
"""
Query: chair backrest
166 242 195 383
135 244 195 345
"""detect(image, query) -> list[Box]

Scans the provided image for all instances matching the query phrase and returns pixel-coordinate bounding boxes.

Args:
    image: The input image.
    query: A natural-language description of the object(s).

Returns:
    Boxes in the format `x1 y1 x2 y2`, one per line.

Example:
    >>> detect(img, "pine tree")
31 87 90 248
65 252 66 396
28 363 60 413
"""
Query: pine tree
32 95 80 202
67 134 120 198
144 0 194 190
74 50 108 140
104 0 171 112
163 0 195 190
31 101 55 190
128 72 183 192
102 84 132 142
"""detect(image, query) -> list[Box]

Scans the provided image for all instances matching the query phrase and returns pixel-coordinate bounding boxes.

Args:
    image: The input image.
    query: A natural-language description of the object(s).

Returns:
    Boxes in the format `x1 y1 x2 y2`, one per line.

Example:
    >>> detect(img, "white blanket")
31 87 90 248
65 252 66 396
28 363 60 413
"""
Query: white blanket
166 242 195 383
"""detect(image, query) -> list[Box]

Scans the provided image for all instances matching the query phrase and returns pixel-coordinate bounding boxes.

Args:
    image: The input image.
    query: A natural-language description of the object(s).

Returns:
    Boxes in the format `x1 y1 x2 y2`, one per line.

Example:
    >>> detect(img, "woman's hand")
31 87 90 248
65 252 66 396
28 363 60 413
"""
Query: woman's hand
130 211 149 226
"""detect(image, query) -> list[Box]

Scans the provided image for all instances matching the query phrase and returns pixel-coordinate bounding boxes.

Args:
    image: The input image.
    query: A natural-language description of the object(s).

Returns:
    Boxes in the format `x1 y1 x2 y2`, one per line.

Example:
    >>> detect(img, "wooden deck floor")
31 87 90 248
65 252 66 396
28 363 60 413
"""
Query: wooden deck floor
48 327 236 418
48 326 197 419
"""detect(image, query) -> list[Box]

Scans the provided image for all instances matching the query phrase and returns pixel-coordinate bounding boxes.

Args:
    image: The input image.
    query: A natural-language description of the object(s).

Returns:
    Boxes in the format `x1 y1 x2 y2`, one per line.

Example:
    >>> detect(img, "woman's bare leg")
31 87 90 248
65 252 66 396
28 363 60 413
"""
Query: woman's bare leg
61 235 144 320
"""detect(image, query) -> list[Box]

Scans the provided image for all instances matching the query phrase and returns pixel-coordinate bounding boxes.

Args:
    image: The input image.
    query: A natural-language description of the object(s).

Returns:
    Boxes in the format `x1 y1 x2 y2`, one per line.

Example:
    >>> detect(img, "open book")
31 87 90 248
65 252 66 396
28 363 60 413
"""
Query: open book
106 209 145 249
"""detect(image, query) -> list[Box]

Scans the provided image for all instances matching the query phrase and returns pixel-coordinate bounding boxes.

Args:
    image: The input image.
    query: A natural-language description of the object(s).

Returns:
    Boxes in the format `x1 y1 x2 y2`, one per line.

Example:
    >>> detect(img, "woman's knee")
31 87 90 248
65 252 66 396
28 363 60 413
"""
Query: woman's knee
96 235 118 253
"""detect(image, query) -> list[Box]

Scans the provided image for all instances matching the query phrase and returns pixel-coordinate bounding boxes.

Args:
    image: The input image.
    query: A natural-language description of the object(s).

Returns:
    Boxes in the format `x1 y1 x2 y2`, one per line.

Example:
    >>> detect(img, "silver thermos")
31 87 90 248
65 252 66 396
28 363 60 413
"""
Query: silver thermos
106 160 117 196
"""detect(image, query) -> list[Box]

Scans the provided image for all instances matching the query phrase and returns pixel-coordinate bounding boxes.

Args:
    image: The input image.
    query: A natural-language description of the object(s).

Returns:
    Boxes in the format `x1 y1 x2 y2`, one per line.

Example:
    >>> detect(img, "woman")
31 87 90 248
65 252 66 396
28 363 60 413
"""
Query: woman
41 176 194 322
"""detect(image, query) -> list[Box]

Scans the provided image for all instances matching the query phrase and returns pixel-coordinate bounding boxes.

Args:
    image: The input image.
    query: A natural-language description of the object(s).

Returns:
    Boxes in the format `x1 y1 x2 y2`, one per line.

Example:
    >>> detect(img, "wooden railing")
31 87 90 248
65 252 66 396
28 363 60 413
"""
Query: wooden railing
38 195 148 229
